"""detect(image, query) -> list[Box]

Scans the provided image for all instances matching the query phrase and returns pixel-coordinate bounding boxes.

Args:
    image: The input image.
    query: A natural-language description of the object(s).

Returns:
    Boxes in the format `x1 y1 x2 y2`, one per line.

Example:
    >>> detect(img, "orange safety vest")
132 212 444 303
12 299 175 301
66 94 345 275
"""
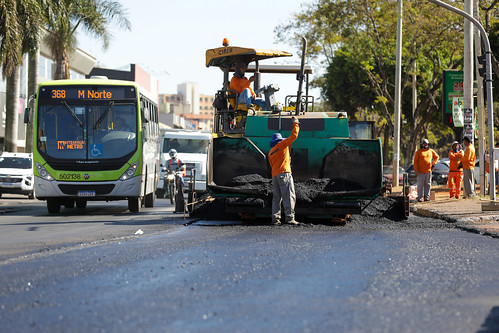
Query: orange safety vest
229 76 255 96
413 148 439 174
168 159 186 177
268 123 300 178
448 149 464 172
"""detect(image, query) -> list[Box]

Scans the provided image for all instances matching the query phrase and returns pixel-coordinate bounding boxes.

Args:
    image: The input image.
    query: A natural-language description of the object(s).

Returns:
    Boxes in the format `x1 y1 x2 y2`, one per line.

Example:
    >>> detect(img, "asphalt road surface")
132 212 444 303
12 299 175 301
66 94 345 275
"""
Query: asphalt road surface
1 195 499 332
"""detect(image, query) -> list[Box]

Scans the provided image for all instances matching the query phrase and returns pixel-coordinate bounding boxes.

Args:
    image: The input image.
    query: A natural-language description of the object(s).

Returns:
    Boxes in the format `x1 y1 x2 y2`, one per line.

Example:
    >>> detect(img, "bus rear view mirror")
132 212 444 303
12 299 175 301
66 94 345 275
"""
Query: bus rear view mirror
24 108 32 124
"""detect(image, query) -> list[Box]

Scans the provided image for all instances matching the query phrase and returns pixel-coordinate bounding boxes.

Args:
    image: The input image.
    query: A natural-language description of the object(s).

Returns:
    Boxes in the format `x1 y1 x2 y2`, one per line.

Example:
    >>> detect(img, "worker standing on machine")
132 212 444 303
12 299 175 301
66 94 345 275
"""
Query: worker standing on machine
268 116 300 225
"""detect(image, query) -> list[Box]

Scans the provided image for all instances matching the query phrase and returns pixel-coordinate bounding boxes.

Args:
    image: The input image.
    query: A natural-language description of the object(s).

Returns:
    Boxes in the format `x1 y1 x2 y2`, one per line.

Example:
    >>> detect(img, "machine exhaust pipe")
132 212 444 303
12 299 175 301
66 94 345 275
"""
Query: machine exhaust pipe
296 36 307 115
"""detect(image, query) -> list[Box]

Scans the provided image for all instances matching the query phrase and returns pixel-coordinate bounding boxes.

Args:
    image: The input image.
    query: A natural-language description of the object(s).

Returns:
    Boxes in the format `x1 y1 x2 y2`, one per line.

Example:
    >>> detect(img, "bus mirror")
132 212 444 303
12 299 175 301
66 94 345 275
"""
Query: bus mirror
24 108 32 124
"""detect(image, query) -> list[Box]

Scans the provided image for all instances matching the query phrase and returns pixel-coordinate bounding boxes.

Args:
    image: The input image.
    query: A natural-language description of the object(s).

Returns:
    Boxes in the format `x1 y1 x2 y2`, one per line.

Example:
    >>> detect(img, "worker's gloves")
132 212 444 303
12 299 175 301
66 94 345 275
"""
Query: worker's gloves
291 116 300 124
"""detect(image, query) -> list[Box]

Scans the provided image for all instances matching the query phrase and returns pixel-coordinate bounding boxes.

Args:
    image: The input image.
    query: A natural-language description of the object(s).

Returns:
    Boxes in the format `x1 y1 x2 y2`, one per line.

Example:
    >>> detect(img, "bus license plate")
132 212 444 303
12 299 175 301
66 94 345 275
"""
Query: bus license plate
78 190 95 197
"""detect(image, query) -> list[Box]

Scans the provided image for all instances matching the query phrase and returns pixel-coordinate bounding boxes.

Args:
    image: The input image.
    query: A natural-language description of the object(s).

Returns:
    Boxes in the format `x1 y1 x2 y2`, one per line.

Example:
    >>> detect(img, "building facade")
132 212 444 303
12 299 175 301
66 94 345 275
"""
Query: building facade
158 84 214 131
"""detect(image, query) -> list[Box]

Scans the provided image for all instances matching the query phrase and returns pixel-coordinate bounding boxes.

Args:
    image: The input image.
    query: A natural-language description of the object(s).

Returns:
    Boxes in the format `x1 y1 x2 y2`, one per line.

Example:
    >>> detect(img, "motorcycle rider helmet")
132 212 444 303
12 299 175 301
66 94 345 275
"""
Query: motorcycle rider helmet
168 149 177 159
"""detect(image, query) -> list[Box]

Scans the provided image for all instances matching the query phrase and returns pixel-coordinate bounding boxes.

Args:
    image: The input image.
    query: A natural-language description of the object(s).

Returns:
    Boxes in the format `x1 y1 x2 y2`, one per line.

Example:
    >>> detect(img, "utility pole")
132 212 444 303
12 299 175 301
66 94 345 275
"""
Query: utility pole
393 0 402 189
474 0 486 191
463 0 474 134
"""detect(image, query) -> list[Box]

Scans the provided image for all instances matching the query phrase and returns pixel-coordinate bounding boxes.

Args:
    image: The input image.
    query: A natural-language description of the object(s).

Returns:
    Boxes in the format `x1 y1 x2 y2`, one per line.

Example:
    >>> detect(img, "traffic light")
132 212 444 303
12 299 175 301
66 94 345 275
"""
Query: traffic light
478 53 487 78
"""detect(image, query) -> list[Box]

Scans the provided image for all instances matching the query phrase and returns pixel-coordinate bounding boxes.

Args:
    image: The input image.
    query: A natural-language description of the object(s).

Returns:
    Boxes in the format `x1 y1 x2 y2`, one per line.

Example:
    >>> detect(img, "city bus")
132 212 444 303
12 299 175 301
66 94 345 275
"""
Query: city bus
24 79 160 213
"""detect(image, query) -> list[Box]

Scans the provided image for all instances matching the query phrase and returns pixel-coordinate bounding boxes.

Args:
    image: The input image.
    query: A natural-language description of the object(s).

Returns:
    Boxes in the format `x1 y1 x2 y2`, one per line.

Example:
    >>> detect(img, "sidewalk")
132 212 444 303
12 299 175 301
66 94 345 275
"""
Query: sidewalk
409 185 499 238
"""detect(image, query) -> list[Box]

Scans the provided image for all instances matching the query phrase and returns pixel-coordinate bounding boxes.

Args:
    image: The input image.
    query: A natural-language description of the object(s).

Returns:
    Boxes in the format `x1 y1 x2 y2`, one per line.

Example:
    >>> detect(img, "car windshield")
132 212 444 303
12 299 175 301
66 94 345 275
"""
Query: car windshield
163 138 209 154
0 157 31 169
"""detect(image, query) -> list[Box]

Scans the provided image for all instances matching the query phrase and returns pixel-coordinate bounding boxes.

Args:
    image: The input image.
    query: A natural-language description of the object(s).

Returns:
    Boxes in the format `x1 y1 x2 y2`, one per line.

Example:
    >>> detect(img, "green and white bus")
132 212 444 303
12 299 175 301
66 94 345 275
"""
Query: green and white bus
25 79 160 213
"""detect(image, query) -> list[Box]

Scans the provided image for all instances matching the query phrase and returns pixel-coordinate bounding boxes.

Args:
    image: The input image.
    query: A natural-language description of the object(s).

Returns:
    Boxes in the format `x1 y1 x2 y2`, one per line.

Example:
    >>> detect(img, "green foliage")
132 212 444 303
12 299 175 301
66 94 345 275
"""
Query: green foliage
276 0 466 163
0 0 42 77
321 50 376 118
43 0 131 79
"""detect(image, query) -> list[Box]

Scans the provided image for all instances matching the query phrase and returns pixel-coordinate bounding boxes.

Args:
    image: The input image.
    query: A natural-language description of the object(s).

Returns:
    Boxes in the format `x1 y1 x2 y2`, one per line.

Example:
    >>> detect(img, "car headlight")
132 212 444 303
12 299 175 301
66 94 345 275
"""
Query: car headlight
120 162 139 180
35 162 54 181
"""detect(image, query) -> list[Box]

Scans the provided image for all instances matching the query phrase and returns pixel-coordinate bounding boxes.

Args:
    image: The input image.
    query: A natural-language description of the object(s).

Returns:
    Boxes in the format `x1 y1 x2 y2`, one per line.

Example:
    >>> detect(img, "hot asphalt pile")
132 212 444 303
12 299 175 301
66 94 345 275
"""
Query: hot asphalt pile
191 174 406 222
227 174 365 202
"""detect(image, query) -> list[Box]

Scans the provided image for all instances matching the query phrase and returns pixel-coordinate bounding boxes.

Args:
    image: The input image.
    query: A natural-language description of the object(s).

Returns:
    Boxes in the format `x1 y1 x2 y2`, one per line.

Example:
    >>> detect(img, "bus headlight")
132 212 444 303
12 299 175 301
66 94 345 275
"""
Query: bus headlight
35 162 54 181
120 162 139 181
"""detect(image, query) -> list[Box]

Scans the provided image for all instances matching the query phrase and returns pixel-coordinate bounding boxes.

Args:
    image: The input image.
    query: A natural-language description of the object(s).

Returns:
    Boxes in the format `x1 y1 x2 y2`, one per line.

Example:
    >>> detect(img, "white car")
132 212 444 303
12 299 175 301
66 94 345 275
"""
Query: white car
0 152 34 199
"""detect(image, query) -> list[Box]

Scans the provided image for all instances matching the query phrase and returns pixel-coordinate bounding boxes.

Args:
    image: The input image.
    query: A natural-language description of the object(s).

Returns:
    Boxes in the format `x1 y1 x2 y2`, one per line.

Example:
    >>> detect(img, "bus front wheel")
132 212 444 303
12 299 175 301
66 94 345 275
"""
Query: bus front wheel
47 198 61 213
128 197 141 213
145 191 155 207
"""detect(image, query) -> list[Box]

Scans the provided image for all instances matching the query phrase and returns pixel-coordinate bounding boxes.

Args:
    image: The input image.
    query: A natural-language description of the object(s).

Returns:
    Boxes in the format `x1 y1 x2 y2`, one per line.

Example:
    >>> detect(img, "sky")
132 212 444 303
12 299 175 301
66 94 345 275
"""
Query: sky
77 0 320 101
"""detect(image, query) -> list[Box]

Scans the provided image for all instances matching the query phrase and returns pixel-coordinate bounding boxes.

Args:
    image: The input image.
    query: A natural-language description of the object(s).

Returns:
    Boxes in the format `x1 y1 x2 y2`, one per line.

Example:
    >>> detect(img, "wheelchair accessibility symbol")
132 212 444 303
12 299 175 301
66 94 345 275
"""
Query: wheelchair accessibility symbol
91 144 103 157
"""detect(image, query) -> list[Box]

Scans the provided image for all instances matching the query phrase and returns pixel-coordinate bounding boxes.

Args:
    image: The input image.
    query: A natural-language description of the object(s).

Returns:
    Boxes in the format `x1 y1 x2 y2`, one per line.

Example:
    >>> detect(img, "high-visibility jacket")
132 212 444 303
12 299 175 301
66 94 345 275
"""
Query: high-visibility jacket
448 149 464 172
461 144 476 169
168 158 186 176
413 148 439 174
268 123 299 178
229 76 255 96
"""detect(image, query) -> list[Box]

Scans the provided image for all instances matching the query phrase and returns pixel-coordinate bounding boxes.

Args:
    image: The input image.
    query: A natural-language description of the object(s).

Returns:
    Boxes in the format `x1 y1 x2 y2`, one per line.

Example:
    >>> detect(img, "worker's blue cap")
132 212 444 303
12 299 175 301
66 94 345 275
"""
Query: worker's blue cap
270 133 284 148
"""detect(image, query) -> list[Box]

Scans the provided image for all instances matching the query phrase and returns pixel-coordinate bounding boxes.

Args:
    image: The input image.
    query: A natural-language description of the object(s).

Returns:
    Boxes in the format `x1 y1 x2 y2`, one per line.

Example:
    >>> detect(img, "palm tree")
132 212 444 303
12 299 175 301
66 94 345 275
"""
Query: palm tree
44 0 131 80
0 0 42 152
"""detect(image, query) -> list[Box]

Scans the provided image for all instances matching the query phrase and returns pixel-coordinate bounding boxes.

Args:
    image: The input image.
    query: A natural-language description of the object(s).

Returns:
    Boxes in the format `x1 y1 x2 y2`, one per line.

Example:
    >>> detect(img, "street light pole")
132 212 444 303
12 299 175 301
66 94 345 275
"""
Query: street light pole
393 0 402 190
428 0 495 201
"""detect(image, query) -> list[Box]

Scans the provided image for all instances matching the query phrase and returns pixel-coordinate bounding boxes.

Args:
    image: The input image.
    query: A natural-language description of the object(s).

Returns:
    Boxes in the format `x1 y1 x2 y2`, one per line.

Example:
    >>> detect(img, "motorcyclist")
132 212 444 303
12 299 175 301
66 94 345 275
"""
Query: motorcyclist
165 149 186 188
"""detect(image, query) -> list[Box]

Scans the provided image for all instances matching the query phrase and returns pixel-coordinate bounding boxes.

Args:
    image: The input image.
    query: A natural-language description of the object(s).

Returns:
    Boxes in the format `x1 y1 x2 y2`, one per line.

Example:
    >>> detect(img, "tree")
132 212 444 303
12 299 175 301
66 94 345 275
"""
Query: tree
44 0 130 80
0 0 42 152
276 0 465 166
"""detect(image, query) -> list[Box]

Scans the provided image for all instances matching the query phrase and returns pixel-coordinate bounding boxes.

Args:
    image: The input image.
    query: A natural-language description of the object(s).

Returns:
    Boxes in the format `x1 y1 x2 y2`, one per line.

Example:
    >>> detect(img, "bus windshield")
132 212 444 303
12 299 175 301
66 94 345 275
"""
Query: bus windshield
163 138 209 154
37 102 137 160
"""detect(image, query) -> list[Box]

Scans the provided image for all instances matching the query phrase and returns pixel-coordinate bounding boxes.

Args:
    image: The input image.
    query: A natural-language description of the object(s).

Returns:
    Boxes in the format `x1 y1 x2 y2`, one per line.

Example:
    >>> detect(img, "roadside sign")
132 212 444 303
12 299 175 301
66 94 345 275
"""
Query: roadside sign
452 97 464 127
442 70 463 127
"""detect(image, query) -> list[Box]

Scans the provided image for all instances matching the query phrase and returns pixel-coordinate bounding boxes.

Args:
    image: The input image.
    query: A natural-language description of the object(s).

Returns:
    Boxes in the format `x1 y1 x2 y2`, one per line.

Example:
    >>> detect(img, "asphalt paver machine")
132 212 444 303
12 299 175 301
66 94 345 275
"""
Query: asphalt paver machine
192 38 394 222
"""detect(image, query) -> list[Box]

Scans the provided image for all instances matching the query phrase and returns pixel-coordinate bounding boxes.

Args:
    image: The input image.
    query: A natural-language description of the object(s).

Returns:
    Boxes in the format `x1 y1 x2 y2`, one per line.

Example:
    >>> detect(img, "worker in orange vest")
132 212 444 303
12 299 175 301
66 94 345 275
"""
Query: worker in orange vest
268 116 300 225
229 62 266 109
448 141 463 199
413 139 439 202
461 136 476 198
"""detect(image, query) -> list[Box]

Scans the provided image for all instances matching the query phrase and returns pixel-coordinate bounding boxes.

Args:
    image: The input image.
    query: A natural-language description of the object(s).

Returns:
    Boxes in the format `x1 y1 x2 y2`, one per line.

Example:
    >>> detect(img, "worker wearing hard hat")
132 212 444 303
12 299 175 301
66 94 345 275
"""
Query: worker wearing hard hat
268 116 300 225
413 138 439 202
448 141 464 199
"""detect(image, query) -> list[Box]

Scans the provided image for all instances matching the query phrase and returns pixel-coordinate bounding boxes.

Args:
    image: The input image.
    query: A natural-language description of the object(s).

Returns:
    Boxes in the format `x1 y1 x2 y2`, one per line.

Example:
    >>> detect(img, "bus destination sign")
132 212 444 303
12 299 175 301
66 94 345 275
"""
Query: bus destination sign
39 85 136 100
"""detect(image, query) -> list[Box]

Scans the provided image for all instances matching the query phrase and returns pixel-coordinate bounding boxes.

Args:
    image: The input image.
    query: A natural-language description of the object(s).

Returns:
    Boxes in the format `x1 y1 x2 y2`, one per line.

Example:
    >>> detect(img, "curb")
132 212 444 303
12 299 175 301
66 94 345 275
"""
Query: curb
411 205 499 238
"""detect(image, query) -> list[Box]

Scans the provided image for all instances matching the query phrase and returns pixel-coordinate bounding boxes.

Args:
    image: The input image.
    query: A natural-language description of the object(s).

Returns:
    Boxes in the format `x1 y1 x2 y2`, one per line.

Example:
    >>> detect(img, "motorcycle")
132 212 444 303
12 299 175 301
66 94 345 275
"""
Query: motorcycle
163 168 185 213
